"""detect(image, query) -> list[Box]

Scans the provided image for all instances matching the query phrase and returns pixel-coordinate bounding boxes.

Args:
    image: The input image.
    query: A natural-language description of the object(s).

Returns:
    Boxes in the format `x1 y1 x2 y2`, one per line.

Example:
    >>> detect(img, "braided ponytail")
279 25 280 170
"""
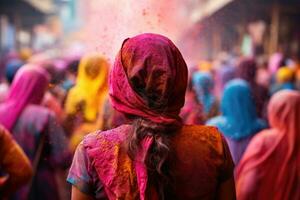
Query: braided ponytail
127 118 179 198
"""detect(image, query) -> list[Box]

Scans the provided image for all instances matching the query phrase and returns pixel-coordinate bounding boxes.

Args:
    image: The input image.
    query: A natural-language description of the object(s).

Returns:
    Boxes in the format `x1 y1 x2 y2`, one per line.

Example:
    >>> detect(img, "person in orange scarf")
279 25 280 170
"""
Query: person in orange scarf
236 90 300 200
0 125 32 198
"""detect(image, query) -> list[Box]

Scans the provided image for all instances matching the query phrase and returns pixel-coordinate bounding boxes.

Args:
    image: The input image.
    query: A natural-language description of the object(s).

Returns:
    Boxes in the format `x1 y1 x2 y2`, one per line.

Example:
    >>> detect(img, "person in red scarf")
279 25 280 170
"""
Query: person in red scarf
68 33 236 200
236 90 300 200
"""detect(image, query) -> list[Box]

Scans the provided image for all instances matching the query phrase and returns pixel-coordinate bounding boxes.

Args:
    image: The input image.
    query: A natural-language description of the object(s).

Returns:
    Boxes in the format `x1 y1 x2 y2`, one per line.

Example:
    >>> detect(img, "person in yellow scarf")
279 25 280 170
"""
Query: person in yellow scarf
65 53 109 121
64 54 109 150
270 67 295 94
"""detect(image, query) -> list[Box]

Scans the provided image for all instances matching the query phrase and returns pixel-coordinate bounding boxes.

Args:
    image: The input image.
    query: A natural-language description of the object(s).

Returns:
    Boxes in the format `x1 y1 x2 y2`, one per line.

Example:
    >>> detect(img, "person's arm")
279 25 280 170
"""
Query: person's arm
216 177 236 200
0 127 33 197
71 186 94 200
67 141 106 199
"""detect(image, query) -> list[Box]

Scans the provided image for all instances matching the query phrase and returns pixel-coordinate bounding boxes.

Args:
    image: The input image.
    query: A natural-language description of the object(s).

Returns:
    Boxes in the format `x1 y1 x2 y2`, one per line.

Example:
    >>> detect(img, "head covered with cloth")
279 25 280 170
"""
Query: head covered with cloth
109 33 188 199
0 65 49 131
236 90 300 200
68 33 236 200
110 33 188 125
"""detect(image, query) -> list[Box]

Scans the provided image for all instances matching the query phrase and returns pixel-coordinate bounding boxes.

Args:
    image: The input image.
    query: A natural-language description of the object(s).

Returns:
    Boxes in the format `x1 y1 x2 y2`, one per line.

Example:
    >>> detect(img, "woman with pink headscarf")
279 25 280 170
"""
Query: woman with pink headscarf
236 90 300 200
0 66 71 200
67 33 236 200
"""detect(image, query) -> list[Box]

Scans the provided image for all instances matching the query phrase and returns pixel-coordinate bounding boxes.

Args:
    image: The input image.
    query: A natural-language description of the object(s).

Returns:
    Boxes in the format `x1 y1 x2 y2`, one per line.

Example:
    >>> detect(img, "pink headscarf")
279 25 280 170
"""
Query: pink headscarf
109 33 188 199
0 65 49 131
109 33 188 125
236 90 300 200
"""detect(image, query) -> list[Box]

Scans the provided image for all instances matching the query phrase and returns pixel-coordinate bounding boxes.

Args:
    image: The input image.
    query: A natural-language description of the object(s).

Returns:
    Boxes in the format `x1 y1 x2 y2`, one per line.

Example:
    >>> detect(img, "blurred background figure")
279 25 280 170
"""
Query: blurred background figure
0 125 32 199
215 63 236 100
61 58 80 92
180 76 204 125
236 58 269 119
193 71 219 121
236 91 300 200
0 66 71 200
207 79 267 165
64 54 109 150
270 66 295 94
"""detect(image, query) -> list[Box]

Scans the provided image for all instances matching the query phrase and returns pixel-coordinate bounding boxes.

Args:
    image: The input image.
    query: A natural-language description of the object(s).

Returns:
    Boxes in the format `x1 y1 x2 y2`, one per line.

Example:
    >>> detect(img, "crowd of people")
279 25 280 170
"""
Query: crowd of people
0 33 299 200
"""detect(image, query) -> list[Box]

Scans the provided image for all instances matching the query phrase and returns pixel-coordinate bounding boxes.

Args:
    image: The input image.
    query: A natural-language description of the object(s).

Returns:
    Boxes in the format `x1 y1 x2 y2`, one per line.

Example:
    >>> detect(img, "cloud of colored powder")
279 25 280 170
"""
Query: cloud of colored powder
74 0 201 64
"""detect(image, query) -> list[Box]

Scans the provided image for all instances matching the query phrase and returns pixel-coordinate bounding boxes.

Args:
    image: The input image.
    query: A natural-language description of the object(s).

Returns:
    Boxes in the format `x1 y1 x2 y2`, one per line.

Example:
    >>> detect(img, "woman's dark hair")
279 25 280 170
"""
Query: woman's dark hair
126 118 178 199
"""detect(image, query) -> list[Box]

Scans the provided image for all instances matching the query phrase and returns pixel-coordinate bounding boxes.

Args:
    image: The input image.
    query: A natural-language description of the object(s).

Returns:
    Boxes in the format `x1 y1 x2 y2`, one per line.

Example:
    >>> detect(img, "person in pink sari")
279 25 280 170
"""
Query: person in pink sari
0 66 71 200
236 90 300 200
67 33 236 200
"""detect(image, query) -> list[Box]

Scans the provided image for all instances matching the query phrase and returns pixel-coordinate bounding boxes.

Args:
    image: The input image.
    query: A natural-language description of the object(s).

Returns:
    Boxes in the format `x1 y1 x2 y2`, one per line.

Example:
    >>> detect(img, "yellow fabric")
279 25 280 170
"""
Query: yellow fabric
198 60 213 72
276 67 294 83
19 48 33 61
69 100 107 152
65 53 109 122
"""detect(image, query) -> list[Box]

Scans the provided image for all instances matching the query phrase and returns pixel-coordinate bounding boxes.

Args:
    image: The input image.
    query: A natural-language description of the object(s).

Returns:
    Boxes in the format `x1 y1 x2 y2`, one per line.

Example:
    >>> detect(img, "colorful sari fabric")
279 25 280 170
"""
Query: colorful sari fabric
68 33 235 199
236 90 300 200
192 71 218 120
68 125 234 200
65 54 109 122
0 66 71 200
207 79 266 164
0 65 49 131
236 58 269 119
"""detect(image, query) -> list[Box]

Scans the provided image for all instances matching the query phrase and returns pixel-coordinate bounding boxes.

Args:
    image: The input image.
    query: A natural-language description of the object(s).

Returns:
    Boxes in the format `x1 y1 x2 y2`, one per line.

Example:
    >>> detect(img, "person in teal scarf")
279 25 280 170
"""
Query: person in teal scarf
207 79 267 164
192 72 219 121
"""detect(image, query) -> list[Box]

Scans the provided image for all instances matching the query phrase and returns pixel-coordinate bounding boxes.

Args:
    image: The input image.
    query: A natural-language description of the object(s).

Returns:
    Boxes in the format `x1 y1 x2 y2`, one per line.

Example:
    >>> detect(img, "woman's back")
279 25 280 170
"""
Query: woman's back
68 124 234 200
68 33 236 200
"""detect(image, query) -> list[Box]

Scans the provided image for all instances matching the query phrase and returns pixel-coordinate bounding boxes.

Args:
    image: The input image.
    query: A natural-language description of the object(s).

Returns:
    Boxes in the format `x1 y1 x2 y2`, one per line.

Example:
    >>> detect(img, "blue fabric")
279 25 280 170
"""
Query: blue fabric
5 59 24 83
192 72 216 114
61 79 75 91
207 79 266 140
270 82 295 95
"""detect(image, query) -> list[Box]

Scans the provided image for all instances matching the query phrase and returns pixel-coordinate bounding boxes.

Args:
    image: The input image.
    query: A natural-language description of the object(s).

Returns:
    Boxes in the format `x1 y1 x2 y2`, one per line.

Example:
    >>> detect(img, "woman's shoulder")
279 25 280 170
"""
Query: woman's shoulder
174 125 225 155
82 124 132 149
180 124 222 138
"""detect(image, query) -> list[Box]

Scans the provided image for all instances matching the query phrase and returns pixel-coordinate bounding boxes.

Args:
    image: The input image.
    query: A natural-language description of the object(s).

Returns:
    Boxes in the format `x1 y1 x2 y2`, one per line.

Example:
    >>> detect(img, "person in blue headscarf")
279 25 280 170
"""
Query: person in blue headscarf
192 71 219 121
5 59 24 84
207 79 267 165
